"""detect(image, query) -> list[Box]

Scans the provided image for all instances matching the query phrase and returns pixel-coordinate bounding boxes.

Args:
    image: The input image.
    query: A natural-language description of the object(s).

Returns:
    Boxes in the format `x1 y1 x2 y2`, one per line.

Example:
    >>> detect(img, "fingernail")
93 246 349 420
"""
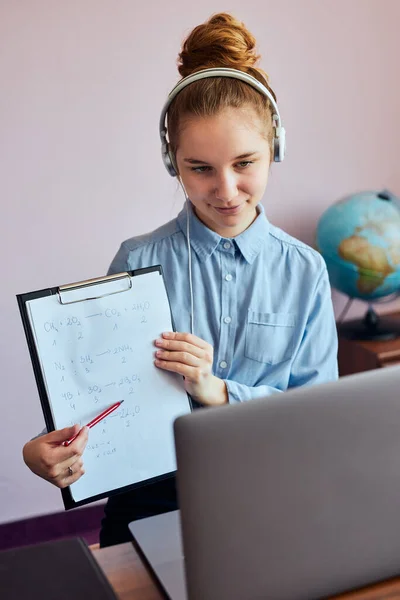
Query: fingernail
162 332 172 338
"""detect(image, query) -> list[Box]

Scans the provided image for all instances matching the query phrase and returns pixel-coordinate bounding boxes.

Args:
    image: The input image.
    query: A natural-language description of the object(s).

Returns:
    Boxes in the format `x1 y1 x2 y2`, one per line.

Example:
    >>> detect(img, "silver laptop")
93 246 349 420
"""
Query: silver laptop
129 366 400 600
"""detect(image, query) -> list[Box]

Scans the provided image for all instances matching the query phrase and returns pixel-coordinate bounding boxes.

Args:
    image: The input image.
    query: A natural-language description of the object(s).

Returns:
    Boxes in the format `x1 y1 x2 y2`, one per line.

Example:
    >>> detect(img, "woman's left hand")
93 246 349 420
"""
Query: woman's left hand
154 332 228 406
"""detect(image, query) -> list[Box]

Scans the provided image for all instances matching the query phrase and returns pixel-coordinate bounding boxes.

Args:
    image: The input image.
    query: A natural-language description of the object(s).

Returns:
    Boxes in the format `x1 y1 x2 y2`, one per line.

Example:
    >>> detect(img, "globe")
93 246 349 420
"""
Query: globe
316 190 400 339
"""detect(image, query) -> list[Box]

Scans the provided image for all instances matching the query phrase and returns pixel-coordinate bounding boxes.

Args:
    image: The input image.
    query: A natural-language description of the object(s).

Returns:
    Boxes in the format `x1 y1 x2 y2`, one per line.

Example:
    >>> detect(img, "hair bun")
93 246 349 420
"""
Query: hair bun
178 13 269 83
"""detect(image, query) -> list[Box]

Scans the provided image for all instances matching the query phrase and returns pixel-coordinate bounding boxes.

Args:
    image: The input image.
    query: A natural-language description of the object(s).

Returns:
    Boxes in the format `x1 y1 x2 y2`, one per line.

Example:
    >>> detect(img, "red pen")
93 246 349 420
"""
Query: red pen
63 400 124 446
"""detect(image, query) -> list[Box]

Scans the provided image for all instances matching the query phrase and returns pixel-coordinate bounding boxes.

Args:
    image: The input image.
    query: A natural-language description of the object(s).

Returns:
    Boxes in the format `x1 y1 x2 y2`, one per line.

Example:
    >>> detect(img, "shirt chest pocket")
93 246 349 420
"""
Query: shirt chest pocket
245 311 296 365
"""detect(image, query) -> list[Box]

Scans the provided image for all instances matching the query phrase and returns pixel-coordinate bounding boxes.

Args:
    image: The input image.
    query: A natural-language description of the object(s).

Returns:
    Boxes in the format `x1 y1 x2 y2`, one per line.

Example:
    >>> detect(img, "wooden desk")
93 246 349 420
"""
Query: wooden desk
92 542 400 599
93 542 163 600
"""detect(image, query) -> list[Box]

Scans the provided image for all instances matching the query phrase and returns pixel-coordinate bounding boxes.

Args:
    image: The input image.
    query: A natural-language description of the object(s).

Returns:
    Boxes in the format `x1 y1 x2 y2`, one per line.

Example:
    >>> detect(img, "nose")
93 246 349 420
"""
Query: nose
214 171 239 203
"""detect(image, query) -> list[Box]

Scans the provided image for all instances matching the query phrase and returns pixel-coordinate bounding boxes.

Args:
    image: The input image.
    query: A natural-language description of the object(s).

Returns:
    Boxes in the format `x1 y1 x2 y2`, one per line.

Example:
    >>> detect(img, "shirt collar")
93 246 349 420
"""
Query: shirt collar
177 201 270 264
177 202 221 263
234 203 270 263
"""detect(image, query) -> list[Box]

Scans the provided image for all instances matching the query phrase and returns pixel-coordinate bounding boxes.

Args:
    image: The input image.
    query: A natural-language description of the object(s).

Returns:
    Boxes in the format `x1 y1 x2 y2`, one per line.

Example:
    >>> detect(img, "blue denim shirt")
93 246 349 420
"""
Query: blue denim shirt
108 202 338 403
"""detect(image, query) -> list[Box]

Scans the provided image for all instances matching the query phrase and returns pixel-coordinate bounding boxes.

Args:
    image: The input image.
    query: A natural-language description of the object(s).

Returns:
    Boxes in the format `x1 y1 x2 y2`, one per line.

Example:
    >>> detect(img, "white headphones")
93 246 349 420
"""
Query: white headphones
159 67 286 177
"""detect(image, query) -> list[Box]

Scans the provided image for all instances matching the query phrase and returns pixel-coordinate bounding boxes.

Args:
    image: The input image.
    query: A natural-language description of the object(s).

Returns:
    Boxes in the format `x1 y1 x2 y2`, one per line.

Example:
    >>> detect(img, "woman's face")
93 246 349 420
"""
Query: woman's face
175 106 271 238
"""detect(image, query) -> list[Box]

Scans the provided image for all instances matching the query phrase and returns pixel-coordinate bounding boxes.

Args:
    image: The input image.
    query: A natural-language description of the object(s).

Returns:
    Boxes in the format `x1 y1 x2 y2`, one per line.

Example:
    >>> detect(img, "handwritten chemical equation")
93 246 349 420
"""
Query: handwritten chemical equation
61 380 141 404
54 345 139 373
85 441 117 458
67 404 140 425
42 300 151 335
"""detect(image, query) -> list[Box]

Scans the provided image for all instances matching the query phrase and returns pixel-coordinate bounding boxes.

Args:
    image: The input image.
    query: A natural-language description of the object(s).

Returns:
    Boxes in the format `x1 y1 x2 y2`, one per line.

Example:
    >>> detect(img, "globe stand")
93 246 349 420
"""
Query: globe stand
338 307 400 341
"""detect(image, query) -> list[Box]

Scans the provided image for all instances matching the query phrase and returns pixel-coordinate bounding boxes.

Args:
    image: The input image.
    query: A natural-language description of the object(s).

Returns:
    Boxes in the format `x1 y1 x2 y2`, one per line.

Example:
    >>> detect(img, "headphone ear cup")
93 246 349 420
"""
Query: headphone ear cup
168 147 178 177
273 127 286 162
161 140 178 177
273 138 280 162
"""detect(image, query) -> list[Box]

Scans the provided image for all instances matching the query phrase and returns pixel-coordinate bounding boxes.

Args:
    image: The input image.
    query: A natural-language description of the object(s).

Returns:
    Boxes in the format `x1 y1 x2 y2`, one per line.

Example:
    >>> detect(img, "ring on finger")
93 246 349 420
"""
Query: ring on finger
68 466 73 477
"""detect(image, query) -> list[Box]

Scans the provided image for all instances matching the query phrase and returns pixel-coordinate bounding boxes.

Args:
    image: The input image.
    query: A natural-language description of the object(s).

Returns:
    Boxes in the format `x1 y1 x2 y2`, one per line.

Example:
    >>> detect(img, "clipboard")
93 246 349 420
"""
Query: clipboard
17 266 193 509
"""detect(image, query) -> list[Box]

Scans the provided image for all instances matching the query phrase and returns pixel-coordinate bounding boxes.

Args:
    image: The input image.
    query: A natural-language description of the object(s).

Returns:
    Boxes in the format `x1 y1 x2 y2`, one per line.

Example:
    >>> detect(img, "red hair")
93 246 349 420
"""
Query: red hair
167 13 277 156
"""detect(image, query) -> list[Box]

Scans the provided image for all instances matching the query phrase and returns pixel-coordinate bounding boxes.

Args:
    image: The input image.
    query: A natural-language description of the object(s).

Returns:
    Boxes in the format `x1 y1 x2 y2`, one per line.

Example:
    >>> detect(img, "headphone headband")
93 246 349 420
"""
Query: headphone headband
160 67 286 176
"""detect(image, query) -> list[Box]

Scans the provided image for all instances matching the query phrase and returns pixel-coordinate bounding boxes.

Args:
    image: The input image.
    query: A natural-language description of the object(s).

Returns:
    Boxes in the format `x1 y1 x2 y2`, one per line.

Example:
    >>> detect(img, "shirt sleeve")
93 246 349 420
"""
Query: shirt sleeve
288 263 338 388
107 242 131 275
225 263 338 404
31 427 48 439
224 379 283 403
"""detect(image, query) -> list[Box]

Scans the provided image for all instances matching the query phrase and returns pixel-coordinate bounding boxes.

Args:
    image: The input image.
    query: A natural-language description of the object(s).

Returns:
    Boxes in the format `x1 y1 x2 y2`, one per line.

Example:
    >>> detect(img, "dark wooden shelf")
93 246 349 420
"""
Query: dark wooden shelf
338 311 400 376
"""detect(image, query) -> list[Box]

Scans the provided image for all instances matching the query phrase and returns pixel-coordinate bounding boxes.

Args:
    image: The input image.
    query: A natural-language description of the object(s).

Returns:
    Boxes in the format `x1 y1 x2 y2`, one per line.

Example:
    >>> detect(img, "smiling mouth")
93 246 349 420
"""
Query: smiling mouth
213 205 243 215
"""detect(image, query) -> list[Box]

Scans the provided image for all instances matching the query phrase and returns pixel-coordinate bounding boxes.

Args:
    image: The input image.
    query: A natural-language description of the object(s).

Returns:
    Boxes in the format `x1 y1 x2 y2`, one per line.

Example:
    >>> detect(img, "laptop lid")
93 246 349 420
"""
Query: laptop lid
174 366 400 600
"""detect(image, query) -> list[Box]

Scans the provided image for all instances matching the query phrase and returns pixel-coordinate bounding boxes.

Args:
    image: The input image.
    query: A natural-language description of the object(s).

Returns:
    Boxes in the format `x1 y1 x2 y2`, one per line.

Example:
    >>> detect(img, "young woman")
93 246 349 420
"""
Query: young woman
23 13 338 547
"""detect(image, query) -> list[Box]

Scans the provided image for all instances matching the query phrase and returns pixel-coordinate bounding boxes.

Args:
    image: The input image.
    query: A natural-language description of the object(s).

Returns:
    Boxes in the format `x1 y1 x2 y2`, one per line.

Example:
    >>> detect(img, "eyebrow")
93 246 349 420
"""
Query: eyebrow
183 151 258 165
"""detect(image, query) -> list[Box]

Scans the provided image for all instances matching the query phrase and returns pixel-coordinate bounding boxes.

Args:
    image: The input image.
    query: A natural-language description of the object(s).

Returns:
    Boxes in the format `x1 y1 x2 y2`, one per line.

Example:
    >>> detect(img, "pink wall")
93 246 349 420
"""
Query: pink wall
1 0 400 523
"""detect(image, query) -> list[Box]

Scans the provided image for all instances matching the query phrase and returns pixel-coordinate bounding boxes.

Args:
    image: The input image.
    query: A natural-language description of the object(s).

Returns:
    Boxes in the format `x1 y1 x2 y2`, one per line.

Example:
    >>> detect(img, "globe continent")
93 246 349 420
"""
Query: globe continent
316 191 400 300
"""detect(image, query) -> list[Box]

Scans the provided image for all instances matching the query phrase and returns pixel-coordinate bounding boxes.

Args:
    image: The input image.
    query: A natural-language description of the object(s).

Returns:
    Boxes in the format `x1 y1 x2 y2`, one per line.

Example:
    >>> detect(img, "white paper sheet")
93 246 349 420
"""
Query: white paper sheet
26 270 190 502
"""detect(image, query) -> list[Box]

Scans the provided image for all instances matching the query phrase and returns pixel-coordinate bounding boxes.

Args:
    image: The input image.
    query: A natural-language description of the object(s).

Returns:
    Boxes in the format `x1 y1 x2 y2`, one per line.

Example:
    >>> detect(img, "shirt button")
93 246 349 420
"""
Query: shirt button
219 360 228 369
223 242 231 250
225 274 232 281
224 316 232 324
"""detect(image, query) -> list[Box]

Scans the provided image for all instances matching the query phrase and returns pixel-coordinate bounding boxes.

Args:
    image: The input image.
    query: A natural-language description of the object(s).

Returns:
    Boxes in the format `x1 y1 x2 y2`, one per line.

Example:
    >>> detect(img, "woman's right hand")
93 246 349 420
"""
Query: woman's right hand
22 424 89 489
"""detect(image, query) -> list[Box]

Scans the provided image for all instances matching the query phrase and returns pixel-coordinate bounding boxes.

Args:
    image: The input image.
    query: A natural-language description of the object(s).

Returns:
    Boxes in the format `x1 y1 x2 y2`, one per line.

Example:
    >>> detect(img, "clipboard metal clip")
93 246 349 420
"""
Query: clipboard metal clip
57 272 132 305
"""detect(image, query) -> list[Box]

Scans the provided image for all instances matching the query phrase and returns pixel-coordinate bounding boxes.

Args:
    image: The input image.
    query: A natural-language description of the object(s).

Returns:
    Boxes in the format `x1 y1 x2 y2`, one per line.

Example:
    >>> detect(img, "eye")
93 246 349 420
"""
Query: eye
236 161 254 169
191 166 212 174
